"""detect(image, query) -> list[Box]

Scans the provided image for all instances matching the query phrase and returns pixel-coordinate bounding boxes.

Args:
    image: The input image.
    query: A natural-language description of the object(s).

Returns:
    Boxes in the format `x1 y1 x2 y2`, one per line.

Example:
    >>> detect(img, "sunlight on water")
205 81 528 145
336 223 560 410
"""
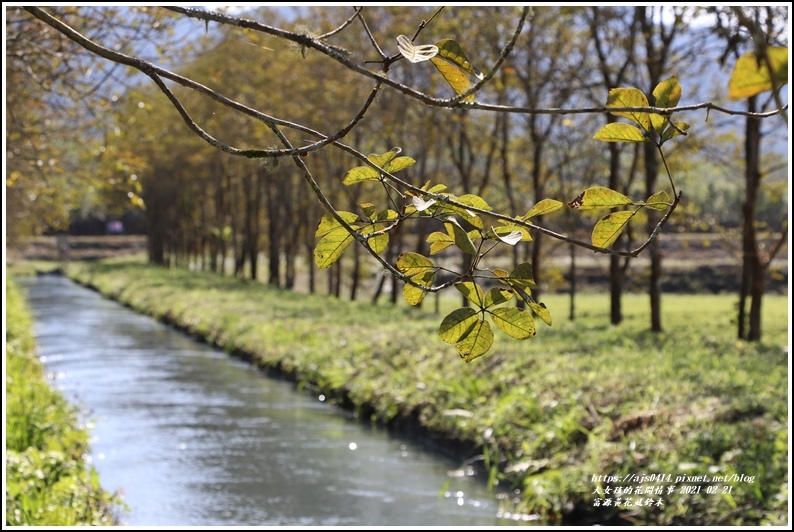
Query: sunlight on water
20 275 527 527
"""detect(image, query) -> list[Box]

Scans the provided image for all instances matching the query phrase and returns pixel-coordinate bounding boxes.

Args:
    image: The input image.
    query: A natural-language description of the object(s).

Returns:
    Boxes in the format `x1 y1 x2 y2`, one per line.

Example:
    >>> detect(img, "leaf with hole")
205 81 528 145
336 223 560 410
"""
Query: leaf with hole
568 186 634 210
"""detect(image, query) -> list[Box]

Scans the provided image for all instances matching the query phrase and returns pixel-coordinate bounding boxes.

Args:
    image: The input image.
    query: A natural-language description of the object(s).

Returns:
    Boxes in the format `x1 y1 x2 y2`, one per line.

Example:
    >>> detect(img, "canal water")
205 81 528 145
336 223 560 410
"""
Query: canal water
19 275 525 526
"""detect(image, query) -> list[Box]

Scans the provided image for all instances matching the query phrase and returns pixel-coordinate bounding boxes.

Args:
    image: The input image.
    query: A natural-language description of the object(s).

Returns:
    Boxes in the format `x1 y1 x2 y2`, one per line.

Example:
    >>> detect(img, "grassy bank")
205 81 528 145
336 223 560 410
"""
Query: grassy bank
5 277 121 526
21 258 790 525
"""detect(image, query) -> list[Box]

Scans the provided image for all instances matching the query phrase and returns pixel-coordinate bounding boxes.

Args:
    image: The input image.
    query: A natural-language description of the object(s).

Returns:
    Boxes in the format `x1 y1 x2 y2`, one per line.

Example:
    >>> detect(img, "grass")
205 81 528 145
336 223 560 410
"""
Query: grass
5 277 123 526
14 257 790 526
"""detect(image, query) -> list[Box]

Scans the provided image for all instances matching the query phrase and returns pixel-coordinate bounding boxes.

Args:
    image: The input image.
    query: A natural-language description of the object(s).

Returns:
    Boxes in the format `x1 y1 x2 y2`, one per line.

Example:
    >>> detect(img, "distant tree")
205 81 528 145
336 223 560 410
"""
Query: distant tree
709 6 789 342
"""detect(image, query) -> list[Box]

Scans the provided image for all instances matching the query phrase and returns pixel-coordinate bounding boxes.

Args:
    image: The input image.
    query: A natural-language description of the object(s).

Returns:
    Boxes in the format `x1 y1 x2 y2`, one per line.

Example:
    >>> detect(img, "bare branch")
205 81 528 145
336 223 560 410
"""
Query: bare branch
24 6 381 159
317 6 362 40
355 7 388 62
162 6 786 119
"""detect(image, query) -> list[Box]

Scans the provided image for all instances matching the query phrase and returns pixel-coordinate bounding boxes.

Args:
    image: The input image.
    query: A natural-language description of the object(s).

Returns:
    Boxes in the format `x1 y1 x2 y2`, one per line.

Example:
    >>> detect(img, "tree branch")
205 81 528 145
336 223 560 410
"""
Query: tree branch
162 6 787 119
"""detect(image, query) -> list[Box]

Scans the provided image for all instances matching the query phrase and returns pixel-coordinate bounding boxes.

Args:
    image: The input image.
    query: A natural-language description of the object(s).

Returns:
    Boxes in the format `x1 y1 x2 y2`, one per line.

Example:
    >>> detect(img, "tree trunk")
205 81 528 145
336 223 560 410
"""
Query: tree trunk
350 238 360 301
568 243 576 321
739 95 763 341
607 138 624 325
530 142 544 301
644 141 663 332
265 172 280 286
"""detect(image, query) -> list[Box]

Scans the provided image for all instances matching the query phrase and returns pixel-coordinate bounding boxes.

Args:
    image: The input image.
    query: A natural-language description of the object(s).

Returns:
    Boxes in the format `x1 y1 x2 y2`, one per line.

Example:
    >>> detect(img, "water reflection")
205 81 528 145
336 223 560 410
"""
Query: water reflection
19 275 524 526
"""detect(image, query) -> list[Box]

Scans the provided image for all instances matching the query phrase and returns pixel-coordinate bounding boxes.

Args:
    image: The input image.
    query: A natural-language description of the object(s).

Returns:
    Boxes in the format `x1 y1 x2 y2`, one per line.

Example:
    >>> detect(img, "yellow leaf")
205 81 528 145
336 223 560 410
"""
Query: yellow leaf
729 47 789 100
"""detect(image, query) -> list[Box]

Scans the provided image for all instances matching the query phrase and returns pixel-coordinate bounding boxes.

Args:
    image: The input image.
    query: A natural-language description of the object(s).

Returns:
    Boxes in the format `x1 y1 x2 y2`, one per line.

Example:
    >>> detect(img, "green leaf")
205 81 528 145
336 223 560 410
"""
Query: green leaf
661 121 690 143
523 198 563 219
729 47 789 100
528 301 552 326
429 40 483 103
591 210 635 248
314 227 354 268
651 76 682 134
359 203 377 220
508 262 537 295
367 148 402 168
421 181 448 194
455 282 484 306
606 87 651 131
361 224 388 254
384 156 416 173
491 307 536 339
593 122 648 143
483 287 513 308
444 218 478 255
376 209 399 222
494 223 531 242
644 190 671 211
435 196 485 230
456 194 492 211
567 186 634 210
431 57 474 102
455 319 493 362
403 270 434 306
491 268 510 280
435 39 484 80
439 307 479 344
427 231 454 255
492 228 523 246
396 252 435 276
343 165 381 185
315 211 359 238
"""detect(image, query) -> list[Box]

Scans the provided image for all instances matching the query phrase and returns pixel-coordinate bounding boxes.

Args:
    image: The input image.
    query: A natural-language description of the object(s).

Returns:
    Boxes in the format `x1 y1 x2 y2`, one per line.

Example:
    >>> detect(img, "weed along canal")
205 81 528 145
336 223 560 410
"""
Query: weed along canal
19 274 523 526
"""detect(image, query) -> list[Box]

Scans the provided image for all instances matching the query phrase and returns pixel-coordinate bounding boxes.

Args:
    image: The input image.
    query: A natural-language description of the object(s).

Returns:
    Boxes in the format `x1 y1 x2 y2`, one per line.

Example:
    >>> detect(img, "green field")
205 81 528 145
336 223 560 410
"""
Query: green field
5 278 122 526
12 258 790 525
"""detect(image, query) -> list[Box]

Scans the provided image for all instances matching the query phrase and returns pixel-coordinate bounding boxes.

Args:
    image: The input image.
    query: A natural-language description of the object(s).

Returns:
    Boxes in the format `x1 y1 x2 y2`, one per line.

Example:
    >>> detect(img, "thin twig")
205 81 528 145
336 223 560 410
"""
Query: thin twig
25 6 382 158
447 6 530 104
317 6 362 40
355 7 388 62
